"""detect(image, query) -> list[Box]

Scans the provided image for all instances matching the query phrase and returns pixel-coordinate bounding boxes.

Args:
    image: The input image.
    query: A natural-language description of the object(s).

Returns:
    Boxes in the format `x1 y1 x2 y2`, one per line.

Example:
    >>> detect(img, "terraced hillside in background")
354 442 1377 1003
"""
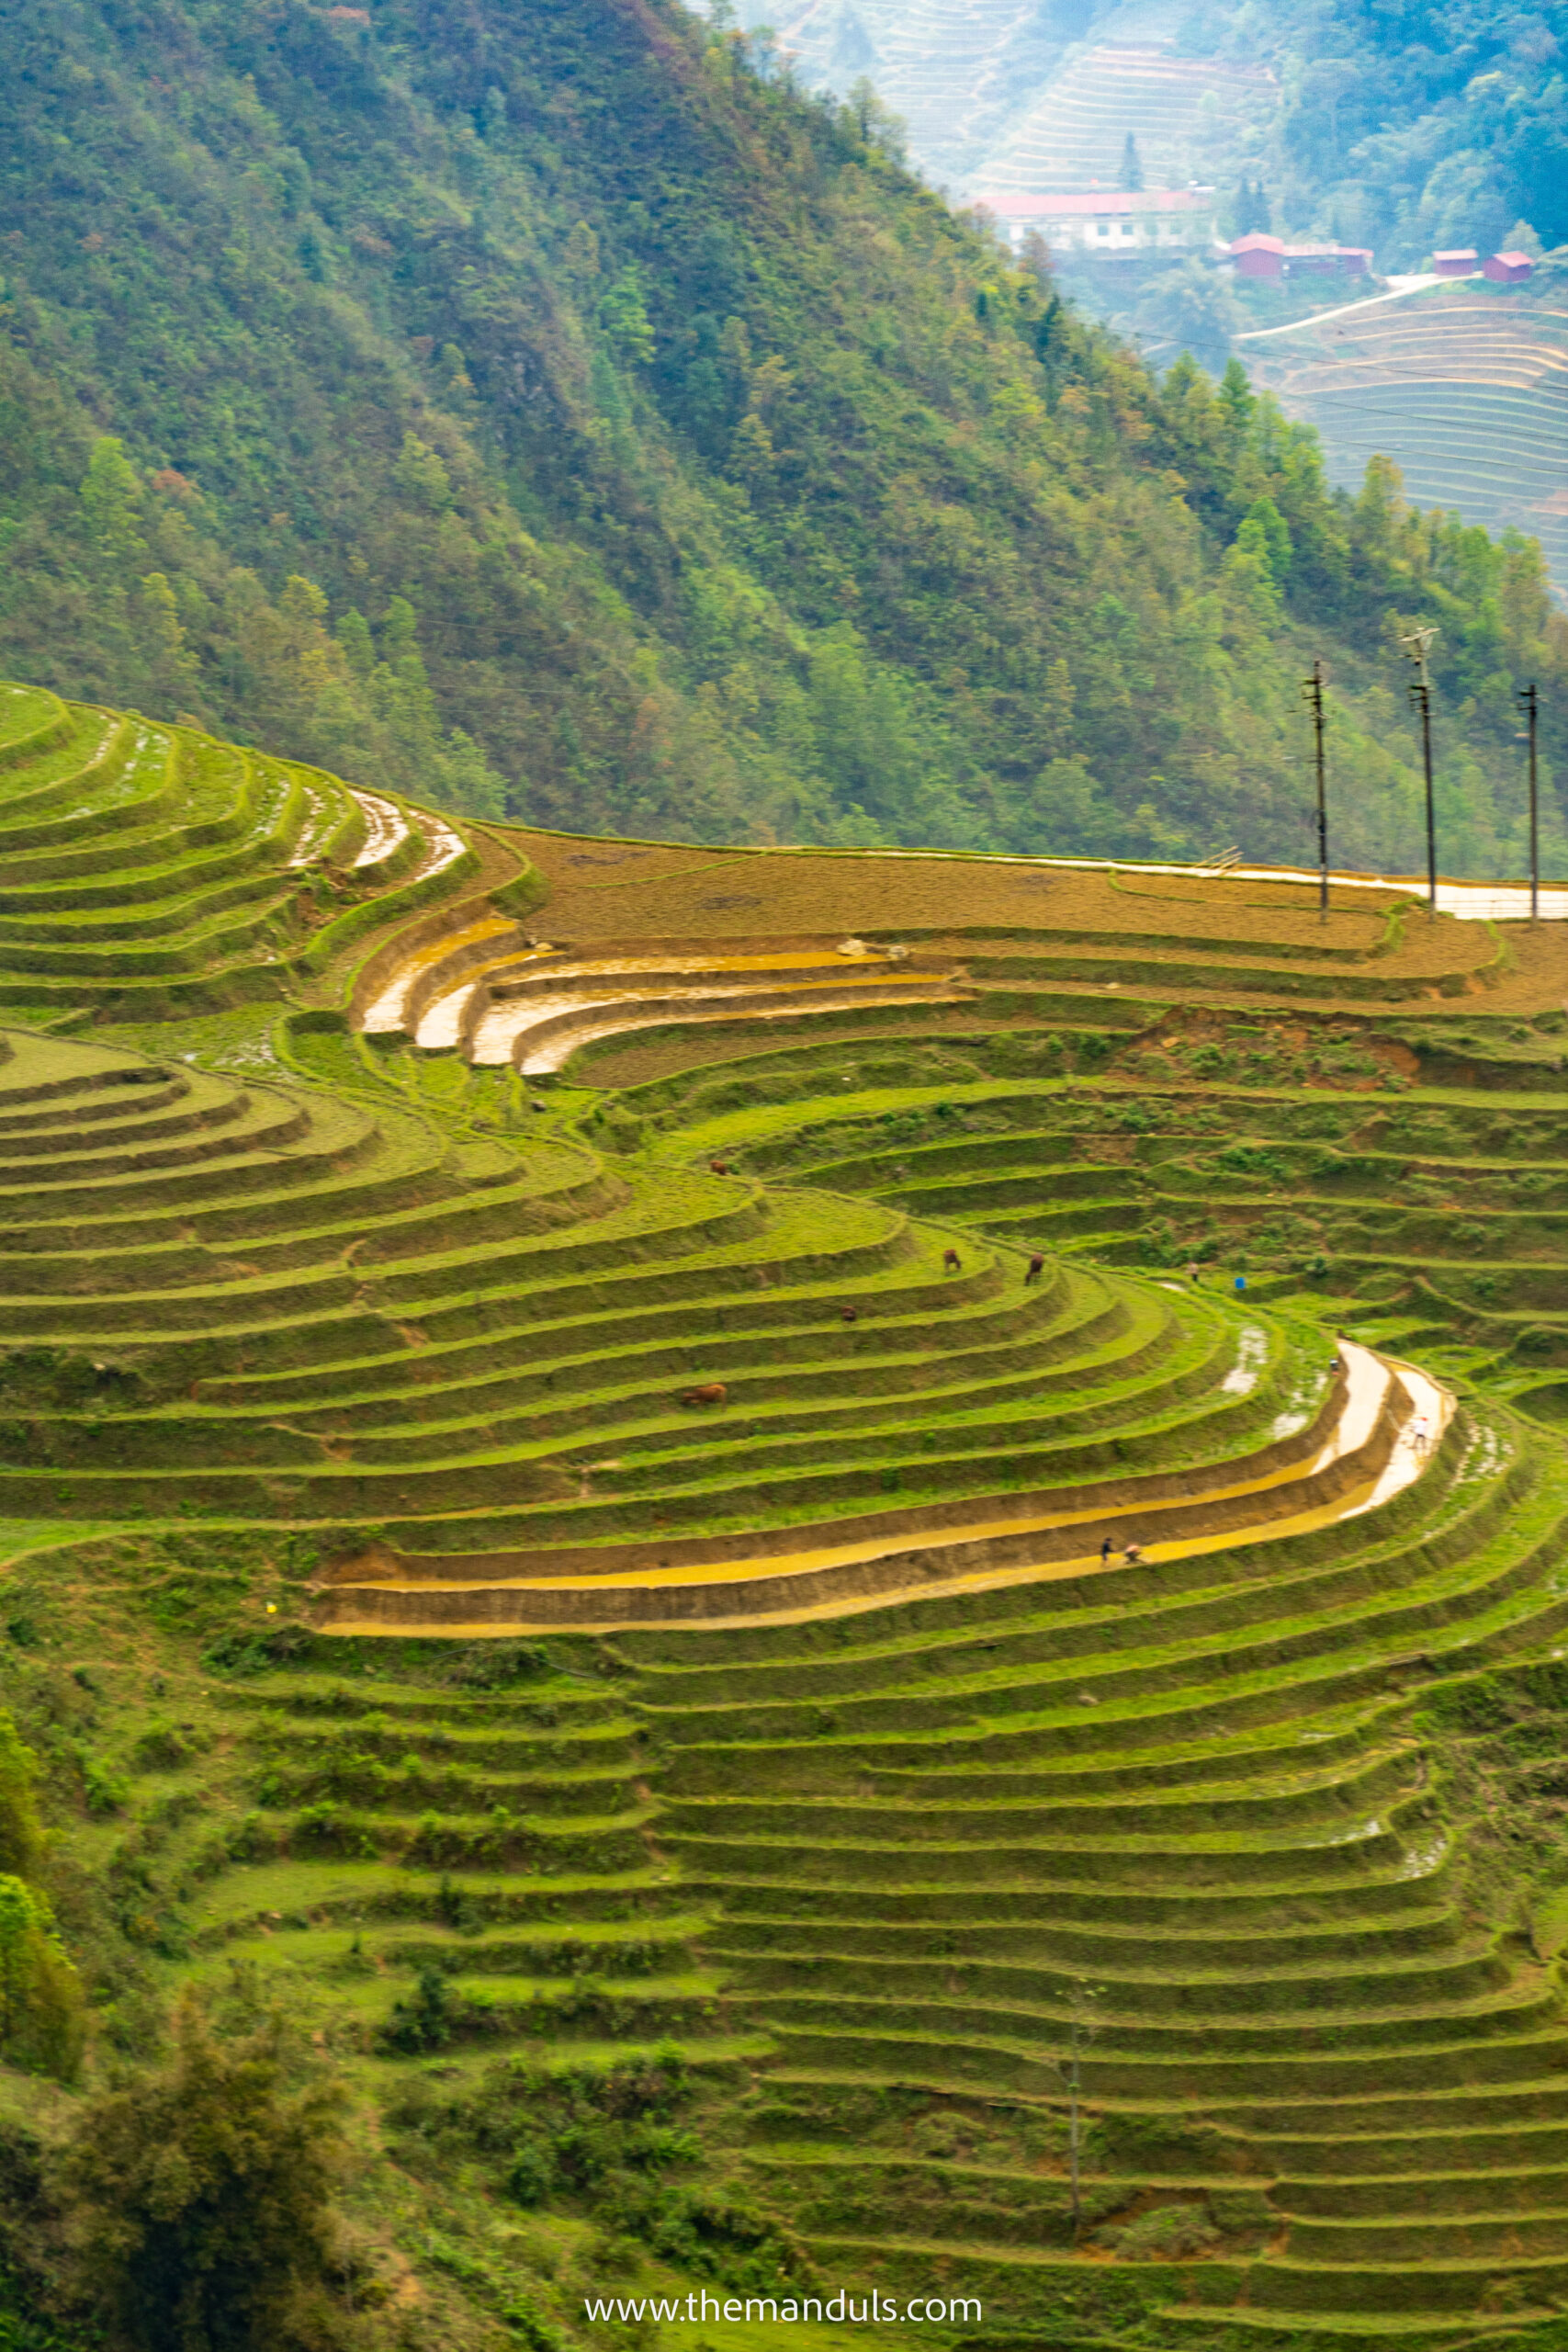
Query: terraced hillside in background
736 0 1275 207
14 682 1568 2343
970 37 1275 200
1247 286 1568 599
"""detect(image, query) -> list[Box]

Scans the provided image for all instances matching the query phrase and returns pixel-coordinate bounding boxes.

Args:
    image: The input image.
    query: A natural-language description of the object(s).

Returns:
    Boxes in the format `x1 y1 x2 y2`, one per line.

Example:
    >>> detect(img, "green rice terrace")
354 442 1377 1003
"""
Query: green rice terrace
1247 285 1568 601
16 679 1568 2346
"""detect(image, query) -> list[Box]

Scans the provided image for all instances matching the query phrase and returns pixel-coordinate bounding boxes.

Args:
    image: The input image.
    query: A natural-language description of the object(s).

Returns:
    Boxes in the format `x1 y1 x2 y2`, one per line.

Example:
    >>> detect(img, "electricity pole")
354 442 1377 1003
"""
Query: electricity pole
1518 683 1540 921
1303 658 1328 919
1400 628 1438 914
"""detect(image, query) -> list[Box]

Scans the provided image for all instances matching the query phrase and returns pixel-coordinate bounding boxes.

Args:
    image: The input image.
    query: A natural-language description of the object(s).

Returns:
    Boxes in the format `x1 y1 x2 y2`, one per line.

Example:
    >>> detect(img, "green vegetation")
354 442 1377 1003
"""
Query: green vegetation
62 1989 350 2352
1239 0 1565 266
1303 377 1568 597
0 1708 84 2081
0 1 1562 869
4 28 1563 2352
1244 283 1568 617
11 688 1568 2350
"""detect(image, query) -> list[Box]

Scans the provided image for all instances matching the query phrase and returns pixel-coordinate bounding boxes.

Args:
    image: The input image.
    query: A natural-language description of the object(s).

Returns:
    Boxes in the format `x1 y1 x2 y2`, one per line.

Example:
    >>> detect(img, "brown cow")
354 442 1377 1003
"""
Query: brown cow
680 1383 728 1408
840 1306 858 1322
1025 1254 1044 1284
709 1159 731 1175
942 1247 961 1273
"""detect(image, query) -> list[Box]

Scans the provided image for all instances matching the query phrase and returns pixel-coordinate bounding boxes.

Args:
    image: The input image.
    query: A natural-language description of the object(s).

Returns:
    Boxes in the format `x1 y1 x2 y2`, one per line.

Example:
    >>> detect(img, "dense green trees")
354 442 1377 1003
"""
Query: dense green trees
1181 0 1567 263
0 1714 82 2081
62 1993 349 2352
1232 175 1272 236
0 0 1562 868
0 1712 44 1881
0 1878 83 2083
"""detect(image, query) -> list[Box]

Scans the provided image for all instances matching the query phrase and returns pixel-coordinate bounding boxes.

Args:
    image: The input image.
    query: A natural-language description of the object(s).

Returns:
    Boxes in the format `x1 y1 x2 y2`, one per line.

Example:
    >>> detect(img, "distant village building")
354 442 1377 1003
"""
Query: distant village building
1227 233 1371 279
1430 248 1535 282
978 187 1215 254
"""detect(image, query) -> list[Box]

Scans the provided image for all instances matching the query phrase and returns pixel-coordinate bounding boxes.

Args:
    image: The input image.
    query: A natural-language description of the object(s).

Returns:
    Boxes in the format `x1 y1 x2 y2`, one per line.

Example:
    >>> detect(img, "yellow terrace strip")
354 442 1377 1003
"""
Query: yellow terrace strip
323 1346 1453 1632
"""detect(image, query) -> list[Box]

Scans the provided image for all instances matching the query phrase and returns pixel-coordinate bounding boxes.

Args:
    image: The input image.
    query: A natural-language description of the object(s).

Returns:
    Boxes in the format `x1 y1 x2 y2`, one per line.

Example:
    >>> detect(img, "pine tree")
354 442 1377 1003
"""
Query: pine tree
1121 132 1144 191
1233 175 1272 236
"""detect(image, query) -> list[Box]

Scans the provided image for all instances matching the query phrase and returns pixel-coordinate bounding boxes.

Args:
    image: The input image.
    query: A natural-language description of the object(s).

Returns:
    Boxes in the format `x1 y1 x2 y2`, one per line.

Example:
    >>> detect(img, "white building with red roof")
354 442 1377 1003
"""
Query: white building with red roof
975 187 1216 255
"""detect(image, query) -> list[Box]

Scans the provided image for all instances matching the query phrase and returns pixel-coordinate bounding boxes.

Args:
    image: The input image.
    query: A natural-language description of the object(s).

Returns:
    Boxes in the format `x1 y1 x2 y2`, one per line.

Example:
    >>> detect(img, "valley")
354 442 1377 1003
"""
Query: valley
738 0 1568 600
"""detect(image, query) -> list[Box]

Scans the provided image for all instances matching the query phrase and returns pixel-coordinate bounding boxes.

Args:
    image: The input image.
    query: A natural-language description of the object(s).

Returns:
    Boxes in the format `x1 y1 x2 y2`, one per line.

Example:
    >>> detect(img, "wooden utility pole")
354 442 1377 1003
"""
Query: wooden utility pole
1303 659 1328 919
1400 628 1438 914
1518 683 1540 921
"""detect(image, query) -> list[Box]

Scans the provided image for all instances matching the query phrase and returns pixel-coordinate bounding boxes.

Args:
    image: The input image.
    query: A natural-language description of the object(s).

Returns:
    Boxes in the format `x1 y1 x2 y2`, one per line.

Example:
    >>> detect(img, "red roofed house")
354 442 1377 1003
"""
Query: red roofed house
1433 249 1479 276
1483 251 1535 282
976 187 1216 255
1228 234 1371 280
1231 232 1286 277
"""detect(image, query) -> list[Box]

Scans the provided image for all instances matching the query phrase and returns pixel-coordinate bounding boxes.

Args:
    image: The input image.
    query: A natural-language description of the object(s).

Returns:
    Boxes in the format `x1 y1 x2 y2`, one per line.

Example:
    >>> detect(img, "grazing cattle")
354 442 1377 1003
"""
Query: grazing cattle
680 1382 728 1408
942 1247 961 1273
709 1159 731 1175
1025 1254 1044 1284
840 1306 858 1322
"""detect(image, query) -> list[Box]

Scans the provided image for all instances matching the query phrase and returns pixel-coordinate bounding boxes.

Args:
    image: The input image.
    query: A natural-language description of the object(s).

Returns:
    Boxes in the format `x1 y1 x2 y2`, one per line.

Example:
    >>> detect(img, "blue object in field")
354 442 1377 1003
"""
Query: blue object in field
1234 1274 1247 1293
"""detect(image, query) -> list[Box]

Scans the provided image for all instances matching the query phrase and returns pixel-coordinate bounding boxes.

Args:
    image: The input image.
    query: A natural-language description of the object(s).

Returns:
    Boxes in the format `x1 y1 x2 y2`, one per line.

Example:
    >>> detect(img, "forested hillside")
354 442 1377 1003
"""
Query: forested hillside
0 0 1563 869
1179 0 1568 266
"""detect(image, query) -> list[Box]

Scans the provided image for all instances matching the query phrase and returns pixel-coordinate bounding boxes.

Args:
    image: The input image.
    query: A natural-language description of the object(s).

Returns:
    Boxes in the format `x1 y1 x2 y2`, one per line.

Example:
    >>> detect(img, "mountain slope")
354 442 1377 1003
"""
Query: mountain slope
11 684 1568 2347
0 0 1562 871
755 0 1568 607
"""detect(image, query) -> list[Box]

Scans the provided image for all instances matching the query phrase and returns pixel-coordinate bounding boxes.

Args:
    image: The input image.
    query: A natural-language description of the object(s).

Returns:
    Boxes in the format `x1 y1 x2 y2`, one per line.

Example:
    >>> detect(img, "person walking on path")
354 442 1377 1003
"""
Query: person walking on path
1100 1536 1115 1565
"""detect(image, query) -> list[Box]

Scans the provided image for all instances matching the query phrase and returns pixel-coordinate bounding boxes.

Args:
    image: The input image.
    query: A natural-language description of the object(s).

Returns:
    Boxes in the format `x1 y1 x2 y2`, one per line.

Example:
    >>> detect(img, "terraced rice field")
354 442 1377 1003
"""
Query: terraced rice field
170 1642 757 2093
13 680 1568 2339
971 39 1275 200
738 0 1272 204
1249 289 1568 598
